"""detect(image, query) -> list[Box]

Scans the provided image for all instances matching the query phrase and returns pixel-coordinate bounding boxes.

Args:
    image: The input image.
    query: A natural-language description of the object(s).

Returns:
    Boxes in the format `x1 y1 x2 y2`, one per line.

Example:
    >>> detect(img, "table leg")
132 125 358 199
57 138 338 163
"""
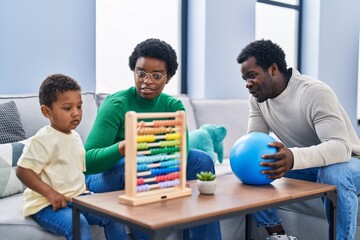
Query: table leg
327 190 337 240
245 214 251 240
72 204 81 240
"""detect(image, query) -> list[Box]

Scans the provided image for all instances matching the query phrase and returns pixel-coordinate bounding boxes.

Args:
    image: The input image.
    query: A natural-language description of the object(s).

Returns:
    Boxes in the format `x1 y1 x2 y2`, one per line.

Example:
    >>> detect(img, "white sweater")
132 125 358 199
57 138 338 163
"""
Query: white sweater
248 69 360 169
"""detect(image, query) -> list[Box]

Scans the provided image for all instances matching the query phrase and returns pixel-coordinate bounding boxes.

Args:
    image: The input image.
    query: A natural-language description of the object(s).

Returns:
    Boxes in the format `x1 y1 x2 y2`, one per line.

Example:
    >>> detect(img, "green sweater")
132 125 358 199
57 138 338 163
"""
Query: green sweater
84 87 188 174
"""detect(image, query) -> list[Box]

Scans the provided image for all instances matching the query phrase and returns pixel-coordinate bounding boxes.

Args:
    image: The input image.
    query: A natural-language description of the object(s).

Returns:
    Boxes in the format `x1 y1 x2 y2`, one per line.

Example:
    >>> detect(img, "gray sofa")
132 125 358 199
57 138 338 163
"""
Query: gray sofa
0 92 359 240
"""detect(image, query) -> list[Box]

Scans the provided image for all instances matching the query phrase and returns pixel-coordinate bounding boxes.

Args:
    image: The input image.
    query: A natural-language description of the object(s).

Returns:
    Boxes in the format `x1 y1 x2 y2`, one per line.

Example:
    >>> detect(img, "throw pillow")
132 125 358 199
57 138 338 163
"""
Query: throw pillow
0 140 28 198
189 124 227 164
0 101 26 144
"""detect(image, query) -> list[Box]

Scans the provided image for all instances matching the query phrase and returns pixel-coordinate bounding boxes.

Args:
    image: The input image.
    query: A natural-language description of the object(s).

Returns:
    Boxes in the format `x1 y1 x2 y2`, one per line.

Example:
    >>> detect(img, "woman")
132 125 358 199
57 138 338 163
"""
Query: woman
84 38 221 240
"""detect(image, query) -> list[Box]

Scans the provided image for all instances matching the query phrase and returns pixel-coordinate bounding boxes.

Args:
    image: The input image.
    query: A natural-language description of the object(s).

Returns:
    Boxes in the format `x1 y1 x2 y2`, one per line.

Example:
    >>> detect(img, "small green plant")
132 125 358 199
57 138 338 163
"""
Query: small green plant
196 171 216 181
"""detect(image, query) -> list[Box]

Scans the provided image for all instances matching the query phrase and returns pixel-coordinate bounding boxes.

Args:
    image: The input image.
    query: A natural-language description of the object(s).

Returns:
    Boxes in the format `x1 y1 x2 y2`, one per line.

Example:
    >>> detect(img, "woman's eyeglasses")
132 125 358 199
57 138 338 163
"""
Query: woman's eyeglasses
135 70 167 82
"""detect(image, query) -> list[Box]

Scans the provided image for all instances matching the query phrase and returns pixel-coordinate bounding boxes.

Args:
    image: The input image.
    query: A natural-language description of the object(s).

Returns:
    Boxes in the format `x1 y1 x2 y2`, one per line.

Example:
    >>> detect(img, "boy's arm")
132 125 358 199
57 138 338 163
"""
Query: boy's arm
16 166 72 210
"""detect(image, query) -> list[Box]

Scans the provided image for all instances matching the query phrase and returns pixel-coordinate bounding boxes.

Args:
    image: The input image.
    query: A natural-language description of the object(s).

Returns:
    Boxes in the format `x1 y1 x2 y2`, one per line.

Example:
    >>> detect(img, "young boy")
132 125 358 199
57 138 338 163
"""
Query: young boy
16 74 126 240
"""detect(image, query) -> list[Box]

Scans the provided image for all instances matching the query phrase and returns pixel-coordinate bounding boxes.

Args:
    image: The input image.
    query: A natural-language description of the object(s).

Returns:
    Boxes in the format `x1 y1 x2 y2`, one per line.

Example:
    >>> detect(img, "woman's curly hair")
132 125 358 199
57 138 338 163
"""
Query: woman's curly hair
129 38 178 79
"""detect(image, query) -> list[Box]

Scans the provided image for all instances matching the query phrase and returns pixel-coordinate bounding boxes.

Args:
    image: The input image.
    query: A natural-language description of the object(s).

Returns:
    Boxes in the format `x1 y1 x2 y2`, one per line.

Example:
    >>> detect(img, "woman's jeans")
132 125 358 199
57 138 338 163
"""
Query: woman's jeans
32 201 126 240
254 157 360 240
85 149 222 240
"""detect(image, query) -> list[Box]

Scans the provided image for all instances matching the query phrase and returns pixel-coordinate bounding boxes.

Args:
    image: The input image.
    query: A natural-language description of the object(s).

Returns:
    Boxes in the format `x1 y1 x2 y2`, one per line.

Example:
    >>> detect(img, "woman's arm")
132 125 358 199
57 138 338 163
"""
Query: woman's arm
85 97 125 174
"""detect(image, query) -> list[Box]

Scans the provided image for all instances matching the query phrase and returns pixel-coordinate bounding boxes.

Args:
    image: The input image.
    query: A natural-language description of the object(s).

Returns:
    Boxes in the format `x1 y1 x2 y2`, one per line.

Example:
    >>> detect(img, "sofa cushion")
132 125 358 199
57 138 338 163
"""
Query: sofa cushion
0 194 105 240
0 94 49 139
174 95 197 132
0 101 26 144
191 99 249 158
0 193 67 240
0 93 97 143
0 140 29 198
95 93 109 107
76 93 98 142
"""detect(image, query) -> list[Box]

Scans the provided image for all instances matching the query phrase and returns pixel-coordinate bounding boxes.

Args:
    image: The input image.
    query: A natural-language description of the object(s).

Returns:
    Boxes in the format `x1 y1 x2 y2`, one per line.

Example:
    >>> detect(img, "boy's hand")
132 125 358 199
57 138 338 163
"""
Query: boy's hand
16 166 73 210
45 189 72 211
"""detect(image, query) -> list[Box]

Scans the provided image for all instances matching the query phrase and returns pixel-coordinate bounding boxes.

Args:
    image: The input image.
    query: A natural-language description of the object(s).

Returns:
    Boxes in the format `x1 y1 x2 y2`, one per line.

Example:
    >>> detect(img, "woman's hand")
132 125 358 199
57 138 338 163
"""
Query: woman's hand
118 140 126 156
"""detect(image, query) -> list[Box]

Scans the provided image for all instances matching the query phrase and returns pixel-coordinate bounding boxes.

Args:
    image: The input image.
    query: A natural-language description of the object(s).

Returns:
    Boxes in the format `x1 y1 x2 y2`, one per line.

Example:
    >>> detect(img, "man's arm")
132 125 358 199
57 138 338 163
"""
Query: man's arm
289 84 351 169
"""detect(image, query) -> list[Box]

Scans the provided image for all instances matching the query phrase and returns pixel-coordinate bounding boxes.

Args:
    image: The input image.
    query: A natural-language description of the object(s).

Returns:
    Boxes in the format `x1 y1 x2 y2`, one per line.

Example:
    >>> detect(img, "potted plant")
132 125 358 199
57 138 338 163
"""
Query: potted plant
196 171 217 195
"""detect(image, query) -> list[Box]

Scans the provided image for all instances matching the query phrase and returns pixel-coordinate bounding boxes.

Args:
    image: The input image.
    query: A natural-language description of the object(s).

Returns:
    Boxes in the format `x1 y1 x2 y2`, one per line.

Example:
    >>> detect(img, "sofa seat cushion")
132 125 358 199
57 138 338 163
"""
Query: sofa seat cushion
0 193 105 240
0 194 63 240
215 158 232 176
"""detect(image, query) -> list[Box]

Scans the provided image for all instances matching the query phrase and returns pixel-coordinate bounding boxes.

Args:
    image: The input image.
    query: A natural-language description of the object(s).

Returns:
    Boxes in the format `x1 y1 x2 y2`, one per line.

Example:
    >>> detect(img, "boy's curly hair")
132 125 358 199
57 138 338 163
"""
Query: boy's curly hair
39 74 81 107
128 38 178 79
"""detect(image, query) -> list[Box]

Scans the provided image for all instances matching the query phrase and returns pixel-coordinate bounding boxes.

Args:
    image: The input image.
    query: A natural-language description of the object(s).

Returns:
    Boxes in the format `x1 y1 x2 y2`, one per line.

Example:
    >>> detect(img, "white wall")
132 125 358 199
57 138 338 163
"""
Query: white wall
187 0 256 99
0 0 95 94
301 0 320 78
95 0 181 95
302 0 360 134
1 0 359 135
188 0 360 135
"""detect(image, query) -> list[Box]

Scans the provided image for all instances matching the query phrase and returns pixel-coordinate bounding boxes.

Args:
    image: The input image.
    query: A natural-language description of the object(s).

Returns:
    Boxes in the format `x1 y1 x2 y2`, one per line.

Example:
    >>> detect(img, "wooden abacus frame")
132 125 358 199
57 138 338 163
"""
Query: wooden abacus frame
118 111 192 206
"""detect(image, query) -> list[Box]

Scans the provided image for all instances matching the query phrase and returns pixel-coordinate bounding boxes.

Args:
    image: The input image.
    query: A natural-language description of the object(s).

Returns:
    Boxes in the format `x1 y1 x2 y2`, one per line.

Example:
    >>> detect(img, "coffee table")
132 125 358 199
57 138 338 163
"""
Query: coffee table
72 174 337 240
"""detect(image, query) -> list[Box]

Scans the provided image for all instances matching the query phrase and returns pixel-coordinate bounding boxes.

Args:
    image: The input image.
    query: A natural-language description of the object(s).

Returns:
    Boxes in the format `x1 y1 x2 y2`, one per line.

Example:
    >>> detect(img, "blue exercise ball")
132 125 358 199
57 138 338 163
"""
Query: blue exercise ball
230 132 277 185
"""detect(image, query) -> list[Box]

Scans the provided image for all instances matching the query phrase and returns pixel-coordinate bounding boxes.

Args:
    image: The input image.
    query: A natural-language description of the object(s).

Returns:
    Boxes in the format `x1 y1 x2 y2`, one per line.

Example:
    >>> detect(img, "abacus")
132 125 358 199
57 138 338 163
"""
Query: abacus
118 111 192 206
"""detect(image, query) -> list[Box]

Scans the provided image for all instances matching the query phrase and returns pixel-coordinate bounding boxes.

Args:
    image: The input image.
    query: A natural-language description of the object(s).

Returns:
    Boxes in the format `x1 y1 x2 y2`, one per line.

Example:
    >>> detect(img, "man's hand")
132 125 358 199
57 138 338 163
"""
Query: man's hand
45 189 72 211
260 142 294 179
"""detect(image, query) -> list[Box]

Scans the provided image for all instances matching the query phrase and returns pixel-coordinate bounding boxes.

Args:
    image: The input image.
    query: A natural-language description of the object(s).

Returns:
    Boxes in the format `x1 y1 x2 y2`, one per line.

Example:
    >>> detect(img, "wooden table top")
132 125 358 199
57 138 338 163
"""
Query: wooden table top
74 174 336 230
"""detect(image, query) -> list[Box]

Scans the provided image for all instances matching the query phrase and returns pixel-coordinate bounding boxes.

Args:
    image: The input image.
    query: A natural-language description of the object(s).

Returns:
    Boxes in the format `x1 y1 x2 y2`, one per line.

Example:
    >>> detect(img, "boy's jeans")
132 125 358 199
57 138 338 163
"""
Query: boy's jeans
32 201 126 240
85 149 222 240
254 157 360 240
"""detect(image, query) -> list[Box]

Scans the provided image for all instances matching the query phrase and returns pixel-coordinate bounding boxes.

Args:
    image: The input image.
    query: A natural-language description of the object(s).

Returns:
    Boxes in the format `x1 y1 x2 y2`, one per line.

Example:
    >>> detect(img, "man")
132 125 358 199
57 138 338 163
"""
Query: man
237 39 360 240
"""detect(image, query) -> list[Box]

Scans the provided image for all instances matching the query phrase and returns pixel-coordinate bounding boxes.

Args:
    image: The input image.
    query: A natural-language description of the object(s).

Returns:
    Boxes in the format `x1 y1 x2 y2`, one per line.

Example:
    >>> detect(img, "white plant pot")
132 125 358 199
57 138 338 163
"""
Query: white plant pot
197 179 217 195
